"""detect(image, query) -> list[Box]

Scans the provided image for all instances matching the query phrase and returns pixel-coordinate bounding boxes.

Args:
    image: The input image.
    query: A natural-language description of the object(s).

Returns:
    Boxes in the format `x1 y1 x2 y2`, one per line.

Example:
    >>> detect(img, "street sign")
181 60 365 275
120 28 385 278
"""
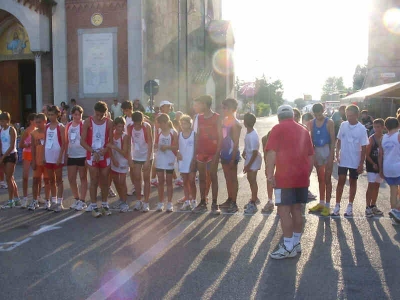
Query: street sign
144 80 159 96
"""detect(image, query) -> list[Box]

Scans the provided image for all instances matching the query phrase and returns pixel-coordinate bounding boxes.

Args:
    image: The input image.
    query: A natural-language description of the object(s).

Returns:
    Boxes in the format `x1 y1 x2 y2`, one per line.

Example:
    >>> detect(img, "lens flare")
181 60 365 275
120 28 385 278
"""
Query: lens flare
212 48 234 76
383 8 400 34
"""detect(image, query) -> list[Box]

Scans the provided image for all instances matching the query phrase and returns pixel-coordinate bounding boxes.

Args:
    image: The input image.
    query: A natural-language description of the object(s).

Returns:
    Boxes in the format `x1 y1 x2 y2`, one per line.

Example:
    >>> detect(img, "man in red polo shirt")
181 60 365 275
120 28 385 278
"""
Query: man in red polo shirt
266 105 314 259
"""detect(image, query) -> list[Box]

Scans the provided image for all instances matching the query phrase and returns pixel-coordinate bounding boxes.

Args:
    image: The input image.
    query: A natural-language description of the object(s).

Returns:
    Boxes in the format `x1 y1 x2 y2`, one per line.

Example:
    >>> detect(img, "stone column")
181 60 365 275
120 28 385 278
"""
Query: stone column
34 52 43 113
127 0 143 100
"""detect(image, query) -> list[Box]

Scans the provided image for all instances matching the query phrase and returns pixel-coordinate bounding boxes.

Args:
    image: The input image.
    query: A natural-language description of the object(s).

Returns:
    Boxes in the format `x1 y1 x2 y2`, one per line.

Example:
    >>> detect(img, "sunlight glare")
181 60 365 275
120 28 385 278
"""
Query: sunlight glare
383 8 400 35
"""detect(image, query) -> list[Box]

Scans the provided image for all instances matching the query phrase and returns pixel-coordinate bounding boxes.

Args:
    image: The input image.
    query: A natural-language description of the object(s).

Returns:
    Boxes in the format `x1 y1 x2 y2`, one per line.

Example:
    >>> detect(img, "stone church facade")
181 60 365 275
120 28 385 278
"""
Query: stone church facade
0 0 234 123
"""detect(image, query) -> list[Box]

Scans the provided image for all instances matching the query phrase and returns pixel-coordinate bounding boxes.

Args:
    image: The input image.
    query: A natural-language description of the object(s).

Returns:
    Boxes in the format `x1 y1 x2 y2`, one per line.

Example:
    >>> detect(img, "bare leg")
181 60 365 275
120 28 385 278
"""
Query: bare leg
189 172 197 200
277 205 293 238
335 175 347 204
316 165 326 200
349 178 357 204
68 165 79 199
88 166 99 204
166 173 173 202
55 167 64 199
22 160 31 198
78 165 88 201
247 171 258 202
99 167 110 203
157 171 165 202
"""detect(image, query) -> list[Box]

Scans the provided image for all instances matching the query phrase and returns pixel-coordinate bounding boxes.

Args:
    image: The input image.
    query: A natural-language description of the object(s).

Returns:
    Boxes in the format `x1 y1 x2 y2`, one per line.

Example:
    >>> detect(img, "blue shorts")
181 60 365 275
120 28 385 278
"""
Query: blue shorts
385 176 400 186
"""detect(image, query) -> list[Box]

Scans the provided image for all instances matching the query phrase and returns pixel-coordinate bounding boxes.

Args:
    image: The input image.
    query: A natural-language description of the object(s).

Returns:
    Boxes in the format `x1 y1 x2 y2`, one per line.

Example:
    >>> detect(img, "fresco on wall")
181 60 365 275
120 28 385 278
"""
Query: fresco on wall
0 23 30 56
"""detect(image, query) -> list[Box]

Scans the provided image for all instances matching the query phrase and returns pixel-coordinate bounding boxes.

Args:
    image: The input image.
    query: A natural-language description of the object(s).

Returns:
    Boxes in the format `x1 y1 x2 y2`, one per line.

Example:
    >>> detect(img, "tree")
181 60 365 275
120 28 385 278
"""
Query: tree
253 76 284 113
321 76 347 102
353 64 367 91
294 98 306 109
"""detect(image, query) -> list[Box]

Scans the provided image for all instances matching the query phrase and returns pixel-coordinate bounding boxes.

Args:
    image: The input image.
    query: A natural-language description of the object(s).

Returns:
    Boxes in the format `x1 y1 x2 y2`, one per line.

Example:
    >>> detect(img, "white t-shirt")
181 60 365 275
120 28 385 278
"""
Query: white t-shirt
337 121 369 169
124 116 133 132
192 114 199 133
382 132 400 178
244 129 262 171
111 103 123 118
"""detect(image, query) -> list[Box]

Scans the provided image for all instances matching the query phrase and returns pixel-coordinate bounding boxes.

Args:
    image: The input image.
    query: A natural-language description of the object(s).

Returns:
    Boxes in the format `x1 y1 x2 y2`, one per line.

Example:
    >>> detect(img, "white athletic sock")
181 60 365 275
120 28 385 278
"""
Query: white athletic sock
52 197 57 204
102 202 108 207
268 199 273 204
58 198 63 204
283 237 293 251
293 232 302 245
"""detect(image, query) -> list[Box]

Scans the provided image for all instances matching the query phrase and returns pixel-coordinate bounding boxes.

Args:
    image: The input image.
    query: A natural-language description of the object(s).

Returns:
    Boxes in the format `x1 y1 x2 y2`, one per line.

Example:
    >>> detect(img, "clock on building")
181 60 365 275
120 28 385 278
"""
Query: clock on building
91 13 103 26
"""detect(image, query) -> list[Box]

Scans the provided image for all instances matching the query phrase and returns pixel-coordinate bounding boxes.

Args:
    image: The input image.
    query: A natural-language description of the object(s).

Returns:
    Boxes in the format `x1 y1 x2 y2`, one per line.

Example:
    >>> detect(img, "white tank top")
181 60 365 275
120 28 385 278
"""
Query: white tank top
1 126 17 155
91 120 107 151
131 125 149 161
67 122 86 158
45 124 63 164
382 132 400 178
178 131 195 173
111 133 129 173
156 131 176 170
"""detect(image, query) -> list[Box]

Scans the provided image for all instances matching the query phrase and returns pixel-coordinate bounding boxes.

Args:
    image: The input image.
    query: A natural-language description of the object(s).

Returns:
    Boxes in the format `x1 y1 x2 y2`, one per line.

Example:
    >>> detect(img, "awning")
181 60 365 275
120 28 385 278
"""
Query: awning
341 81 400 104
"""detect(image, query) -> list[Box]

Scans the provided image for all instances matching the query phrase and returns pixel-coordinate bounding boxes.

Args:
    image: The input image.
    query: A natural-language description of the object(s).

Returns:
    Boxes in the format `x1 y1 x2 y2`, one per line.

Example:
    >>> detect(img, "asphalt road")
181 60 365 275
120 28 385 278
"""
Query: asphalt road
0 115 399 300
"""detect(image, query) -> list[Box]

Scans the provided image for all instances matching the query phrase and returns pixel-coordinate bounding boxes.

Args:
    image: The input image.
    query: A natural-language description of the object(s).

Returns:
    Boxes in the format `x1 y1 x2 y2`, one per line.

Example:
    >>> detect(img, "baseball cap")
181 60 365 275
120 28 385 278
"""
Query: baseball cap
277 105 294 117
160 100 173 107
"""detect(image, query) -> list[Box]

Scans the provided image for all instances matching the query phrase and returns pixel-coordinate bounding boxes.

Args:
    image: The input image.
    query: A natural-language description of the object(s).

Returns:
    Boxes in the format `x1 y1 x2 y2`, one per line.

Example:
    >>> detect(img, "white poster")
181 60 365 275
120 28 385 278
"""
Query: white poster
82 33 114 94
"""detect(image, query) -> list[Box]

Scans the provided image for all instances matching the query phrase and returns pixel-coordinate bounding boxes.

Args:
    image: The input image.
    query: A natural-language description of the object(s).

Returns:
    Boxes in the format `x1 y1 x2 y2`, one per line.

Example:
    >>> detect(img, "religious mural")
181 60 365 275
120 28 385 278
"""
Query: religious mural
0 23 30 56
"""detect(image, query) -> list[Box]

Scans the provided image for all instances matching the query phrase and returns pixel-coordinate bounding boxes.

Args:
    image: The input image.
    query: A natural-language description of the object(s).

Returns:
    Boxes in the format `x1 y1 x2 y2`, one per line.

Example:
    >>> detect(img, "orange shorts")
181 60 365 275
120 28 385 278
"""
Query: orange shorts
33 165 49 179
22 151 32 161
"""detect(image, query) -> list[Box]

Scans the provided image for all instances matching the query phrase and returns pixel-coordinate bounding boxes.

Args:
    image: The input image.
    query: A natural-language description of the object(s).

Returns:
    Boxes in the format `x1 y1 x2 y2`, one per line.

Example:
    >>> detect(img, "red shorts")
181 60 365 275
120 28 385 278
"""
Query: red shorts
22 151 32 161
196 153 216 163
45 163 64 170
86 157 111 168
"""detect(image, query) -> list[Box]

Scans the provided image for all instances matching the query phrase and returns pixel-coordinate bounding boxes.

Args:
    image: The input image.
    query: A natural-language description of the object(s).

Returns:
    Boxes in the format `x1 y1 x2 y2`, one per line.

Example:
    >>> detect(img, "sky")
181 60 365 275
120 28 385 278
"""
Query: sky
222 0 371 100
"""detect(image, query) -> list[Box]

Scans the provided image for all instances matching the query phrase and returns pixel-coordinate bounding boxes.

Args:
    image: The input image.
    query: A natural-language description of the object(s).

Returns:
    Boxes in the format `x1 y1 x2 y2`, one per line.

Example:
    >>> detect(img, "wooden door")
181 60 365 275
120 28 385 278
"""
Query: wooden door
0 61 20 123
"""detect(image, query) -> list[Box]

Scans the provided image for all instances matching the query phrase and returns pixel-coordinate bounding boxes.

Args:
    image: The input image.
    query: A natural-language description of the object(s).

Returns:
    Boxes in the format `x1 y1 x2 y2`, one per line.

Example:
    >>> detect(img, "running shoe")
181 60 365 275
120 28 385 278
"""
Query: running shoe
331 205 340 216
127 186 135 196
244 202 258 214
49 202 58 211
44 200 51 210
177 196 186 204
389 209 400 223
151 179 159 187
70 199 80 210
75 200 87 211
180 200 192 211
244 198 261 209
226 202 238 213
175 177 184 187
307 191 317 200
3 200 15 209
156 202 164 212
92 207 102 218
166 202 174 212
110 199 123 209
28 200 38 211
365 207 374 218
85 204 97 212
142 202 150 212
108 188 117 198
344 204 353 217
101 204 112 216
211 203 221 215
261 202 274 213
120 203 129 213
54 203 64 213
133 200 143 211
190 200 197 210
192 202 207 214
309 203 325 212
270 244 297 260
20 198 28 209
294 243 302 253
14 198 21 207
219 199 232 209
371 206 383 216
0 181 8 189
321 206 331 217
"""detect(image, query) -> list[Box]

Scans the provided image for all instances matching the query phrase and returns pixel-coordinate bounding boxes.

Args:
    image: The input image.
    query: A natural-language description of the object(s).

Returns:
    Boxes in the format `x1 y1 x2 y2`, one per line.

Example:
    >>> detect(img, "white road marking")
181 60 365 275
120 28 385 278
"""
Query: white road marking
0 212 82 252
86 219 195 300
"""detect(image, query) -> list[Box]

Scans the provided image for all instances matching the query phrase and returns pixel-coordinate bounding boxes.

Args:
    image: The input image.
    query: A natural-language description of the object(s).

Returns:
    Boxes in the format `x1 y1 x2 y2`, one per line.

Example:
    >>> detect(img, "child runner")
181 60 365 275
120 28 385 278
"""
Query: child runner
334 105 369 216
261 131 274 213
44 106 66 213
379 117 400 223
177 115 197 211
65 105 88 211
0 112 20 208
219 98 241 213
242 113 262 214
130 111 153 212
108 117 131 212
29 113 51 211
308 103 335 217
192 95 222 214
365 118 384 218
19 113 36 208
155 113 178 212
81 101 113 218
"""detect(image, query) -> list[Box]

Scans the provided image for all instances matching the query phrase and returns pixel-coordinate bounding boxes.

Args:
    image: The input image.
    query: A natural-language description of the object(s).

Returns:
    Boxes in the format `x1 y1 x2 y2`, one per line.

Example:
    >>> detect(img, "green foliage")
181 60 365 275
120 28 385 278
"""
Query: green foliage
256 103 271 117
353 64 367 91
253 76 284 114
321 76 350 101
294 98 306 109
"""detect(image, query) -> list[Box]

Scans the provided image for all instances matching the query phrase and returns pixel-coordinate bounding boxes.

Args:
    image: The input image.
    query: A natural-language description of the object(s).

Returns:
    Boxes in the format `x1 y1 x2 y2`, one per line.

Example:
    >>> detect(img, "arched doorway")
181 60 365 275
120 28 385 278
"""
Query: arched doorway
0 9 36 125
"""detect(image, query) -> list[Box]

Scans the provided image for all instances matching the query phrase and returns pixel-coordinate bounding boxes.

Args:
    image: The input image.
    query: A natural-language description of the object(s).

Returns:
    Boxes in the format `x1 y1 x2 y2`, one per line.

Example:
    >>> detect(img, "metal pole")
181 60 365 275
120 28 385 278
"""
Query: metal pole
185 0 189 112
178 0 181 110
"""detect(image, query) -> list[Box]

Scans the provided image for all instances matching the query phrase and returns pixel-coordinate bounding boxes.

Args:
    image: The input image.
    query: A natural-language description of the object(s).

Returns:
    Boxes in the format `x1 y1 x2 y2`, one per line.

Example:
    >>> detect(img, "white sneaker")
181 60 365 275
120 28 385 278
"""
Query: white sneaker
54 203 64 213
85 204 97 212
294 243 302 253
332 205 340 216
270 244 297 260
191 200 197 210
20 198 28 209
244 202 258 214
180 200 192 211
262 202 274 213
175 177 183 187
120 203 130 213
142 202 150 212
344 204 353 217
166 202 174 212
70 199 79 210
177 196 186 204
127 186 135 196
133 200 143 211
28 200 38 211
110 199 123 209
75 200 87 211
49 202 58 211
44 200 51 210
156 202 164 212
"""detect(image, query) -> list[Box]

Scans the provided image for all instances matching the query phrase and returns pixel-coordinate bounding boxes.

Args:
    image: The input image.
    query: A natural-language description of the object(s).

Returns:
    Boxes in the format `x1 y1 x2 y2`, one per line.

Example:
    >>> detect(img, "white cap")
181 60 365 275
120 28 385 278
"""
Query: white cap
159 100 173 107
277 105 294 117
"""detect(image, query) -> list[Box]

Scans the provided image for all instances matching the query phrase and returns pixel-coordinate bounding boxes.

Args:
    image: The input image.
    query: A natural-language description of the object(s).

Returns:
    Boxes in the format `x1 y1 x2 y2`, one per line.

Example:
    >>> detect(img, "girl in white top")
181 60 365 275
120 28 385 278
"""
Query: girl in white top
43 106 65 212
177 115 197 211
155 113 178 212
65 105 88 211
108 117 131 213
379 117 400 222
0 112 20 208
